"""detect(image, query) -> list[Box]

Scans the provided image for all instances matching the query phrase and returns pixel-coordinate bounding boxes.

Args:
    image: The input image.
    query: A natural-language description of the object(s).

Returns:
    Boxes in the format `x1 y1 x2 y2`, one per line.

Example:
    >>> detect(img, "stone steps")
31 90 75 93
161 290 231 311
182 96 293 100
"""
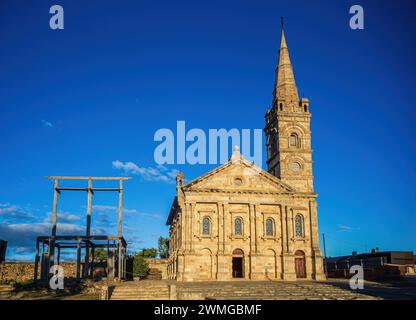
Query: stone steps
108 280 381 300
0 285 13 299
110 283 170 300
176 282 379 300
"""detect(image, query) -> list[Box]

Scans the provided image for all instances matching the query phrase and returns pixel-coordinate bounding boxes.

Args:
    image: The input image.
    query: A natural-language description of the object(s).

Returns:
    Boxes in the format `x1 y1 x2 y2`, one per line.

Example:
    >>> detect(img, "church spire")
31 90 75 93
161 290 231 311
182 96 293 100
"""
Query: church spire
272 26 299 106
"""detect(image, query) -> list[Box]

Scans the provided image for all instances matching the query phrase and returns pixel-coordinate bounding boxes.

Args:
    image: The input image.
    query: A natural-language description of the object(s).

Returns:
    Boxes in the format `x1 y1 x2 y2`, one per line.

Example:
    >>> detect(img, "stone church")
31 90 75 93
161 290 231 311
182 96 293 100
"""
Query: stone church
166 29 326 281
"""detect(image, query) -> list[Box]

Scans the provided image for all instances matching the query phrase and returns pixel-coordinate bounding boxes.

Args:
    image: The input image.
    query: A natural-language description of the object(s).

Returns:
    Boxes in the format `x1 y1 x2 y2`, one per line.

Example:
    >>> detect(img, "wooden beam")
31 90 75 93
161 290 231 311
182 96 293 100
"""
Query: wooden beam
57 187 88 191
37 235 125 241
55 187 122 192
47 176 131 181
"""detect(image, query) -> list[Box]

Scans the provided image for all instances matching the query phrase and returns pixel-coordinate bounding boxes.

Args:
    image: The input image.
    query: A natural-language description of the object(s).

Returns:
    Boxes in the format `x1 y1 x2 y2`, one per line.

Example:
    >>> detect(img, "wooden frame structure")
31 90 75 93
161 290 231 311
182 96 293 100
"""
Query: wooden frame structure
34 176 131 282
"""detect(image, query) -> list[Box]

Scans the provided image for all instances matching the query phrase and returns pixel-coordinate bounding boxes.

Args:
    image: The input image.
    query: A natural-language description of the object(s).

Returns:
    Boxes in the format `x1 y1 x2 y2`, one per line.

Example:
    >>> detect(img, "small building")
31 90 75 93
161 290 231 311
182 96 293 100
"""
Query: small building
0 240 7 263
325 249 415 279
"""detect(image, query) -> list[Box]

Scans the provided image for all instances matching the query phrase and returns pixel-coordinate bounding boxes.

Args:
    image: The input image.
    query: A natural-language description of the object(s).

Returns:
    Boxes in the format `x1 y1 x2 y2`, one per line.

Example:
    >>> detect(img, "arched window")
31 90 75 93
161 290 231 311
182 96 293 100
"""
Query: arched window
235 217 242 235
295 215 303 237
304 105 308 112
265 218 274 236
202 216 210 235
289 133 298 148
279 103 283 111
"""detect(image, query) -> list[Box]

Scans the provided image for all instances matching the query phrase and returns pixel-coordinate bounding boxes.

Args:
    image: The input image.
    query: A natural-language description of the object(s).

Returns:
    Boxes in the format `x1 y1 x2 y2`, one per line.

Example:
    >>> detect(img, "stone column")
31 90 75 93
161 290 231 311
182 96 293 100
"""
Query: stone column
249 203 264 280
282 205 296 280
248 203 256 279
180 203 186 253
189 203 195 253
221 203 232 279
215 202 229 280
309 199 326 280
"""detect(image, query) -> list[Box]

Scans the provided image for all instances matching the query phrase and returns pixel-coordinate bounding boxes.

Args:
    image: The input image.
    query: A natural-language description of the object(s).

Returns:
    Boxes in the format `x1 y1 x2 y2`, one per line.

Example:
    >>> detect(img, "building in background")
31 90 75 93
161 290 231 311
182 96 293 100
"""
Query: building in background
325 249 416 279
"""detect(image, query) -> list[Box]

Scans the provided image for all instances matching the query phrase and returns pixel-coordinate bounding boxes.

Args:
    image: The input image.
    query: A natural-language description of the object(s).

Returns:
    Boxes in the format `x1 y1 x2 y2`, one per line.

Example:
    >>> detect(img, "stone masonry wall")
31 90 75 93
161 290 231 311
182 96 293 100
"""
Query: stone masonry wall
0 259 169 283
146 258 168 279
0 262 78 283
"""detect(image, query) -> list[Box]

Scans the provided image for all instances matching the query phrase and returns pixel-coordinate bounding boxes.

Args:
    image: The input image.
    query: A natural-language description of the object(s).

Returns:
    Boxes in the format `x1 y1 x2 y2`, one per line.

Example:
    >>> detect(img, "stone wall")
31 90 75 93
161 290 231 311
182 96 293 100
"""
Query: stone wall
0 259 169 283
145 258 168 279
0 262 78 283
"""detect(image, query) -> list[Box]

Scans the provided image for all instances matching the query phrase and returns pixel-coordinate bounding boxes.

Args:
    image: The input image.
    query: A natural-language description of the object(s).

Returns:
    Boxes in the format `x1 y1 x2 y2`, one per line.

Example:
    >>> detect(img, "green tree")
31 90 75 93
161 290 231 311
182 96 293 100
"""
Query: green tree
93 249 108 262
139 248 157 258
158 236 169 259
132 254 149 278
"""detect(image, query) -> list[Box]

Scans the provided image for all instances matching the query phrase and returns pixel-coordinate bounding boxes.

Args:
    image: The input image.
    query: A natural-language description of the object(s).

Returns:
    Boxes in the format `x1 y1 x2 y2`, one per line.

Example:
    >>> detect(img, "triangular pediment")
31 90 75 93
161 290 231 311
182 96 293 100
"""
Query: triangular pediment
184 154 295 194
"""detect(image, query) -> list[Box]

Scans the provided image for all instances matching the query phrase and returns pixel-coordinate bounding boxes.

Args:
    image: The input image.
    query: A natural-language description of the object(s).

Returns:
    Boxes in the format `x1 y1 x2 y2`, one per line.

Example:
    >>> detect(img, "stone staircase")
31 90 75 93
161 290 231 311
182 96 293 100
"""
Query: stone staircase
0 284 14 299
110 281 170 300
109 280 381 300
146 268 163 280
176 281 379 300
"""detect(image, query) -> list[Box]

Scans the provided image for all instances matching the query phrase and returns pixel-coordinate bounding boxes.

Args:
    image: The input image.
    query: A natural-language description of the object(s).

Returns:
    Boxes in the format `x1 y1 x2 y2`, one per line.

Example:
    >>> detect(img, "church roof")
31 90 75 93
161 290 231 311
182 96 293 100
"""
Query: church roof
183 146 295 193
166 146 300 225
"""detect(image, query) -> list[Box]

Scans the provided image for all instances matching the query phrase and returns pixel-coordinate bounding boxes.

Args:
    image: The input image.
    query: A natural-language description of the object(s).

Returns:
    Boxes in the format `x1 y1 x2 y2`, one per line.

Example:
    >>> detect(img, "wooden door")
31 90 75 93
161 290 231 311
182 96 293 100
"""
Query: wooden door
295 250 306 278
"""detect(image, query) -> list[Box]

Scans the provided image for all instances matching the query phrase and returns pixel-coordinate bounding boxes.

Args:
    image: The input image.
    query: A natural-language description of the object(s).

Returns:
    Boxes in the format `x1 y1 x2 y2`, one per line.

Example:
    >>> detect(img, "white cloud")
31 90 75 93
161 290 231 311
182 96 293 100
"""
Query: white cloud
337 224 360 232
41 119 53 128
43 211 81 223
92 205 163 220
91 205 118 212
112 160 178 184
0 204 35 222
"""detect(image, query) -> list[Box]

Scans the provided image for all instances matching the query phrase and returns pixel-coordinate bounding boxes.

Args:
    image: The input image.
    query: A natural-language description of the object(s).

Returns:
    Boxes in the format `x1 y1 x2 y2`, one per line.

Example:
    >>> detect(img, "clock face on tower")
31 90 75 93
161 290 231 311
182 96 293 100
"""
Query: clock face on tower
289 162 301 172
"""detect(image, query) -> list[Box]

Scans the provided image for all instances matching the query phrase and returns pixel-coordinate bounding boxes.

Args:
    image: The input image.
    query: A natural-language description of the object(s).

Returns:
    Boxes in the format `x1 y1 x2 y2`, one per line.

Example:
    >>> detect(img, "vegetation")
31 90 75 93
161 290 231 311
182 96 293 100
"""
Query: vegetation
158 237 169 259
137 248 157 258
132 254 149 278
92 248 108 261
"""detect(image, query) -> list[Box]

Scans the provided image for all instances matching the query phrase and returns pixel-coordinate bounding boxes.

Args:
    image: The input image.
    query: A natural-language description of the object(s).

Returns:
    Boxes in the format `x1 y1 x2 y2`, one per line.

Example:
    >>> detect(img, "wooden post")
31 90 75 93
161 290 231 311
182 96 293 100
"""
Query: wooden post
85 178 92 277
57 246 61 265
117 180 123 280
34 239 39 281
107 244 114 280
106 240 110 278
49 179 59 271
90 247 95 278
52 179 59 237
123 247 126 279
118 180 123 237
46 239 52 278
76 241 81 280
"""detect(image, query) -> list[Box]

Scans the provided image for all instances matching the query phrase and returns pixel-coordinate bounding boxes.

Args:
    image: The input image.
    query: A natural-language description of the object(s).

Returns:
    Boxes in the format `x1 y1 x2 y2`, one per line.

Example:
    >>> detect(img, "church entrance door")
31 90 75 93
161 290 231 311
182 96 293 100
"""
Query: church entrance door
295 250 306 278
232 249 244 278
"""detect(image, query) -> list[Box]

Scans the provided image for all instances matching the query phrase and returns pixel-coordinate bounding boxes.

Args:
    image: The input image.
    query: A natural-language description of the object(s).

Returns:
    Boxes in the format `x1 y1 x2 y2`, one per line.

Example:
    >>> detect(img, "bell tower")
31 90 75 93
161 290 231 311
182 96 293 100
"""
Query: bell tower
264 27 314 193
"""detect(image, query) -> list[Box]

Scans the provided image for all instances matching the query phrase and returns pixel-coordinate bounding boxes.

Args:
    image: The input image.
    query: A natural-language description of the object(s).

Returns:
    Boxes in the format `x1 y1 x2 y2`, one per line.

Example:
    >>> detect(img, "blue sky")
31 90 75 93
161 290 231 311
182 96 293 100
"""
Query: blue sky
0 0 415 260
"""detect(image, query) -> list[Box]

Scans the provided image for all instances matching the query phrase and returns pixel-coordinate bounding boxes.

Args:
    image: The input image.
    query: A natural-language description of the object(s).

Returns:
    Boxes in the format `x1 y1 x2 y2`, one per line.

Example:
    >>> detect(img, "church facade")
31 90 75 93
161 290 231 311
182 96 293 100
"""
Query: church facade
166 29 326 281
